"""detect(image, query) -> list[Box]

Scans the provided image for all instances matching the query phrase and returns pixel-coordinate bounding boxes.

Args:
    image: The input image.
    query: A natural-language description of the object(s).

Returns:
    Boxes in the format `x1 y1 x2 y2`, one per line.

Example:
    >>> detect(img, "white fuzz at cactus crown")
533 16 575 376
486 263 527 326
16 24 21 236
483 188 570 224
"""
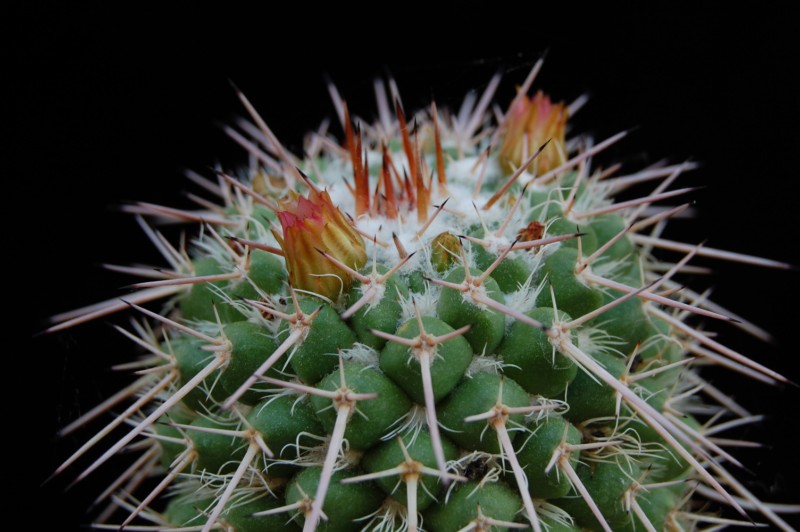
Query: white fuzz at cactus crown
49 60 798 532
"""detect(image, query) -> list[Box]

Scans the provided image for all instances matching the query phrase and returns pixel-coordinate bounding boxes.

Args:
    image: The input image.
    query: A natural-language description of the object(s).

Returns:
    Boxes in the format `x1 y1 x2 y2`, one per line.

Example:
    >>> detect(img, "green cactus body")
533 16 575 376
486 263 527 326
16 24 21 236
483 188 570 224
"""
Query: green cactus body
49 62 798 532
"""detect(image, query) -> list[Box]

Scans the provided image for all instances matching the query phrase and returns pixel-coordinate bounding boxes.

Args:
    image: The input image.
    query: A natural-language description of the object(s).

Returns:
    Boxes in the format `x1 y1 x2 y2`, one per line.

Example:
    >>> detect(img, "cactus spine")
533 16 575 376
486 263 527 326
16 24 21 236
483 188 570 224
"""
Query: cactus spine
49 60 798 531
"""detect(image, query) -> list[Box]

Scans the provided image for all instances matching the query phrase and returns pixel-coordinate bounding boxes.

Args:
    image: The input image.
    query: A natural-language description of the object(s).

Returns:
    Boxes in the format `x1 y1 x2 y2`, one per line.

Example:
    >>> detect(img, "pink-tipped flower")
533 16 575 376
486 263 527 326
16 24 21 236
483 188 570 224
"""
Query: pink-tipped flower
500 91 568 174
276 189 367 299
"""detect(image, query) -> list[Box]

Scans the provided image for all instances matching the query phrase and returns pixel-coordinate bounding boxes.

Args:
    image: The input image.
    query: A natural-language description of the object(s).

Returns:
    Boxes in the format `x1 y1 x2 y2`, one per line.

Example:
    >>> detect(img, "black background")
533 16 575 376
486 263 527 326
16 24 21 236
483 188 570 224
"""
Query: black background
11 4 799 530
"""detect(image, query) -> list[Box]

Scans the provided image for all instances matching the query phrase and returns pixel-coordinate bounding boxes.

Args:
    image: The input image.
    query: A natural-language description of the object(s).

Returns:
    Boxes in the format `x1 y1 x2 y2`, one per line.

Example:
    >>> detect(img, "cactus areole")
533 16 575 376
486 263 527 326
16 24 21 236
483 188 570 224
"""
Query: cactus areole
49 61 798 531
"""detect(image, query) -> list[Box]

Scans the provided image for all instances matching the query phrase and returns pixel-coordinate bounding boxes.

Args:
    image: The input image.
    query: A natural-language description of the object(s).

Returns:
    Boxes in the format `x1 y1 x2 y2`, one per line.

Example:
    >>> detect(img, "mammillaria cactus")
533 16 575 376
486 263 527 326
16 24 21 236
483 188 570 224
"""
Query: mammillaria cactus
40 52 800 532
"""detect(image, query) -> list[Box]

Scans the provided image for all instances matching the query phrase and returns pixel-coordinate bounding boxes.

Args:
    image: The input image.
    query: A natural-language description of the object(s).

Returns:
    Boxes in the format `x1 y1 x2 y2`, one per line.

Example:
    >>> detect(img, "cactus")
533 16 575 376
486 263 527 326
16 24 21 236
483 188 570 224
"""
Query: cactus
47 60 799 531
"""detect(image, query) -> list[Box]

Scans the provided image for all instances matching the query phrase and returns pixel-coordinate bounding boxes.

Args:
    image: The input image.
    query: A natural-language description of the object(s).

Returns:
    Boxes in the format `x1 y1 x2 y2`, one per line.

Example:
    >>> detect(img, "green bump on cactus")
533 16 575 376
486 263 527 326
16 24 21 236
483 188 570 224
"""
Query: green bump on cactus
556 456 643 530
180 250 287 322
515 416 581 499
379 316 472 403
563 351 627 423
535 247 603 318
189 414 248 474
438 372 530 454
548 219 598 253
360 430 459 511
423 480 523 531
246 394 325 477
163 495 215 528
286 468 385 531
218 321 281 404
498 307 577 397
436 267 506 354
311 362 412 451
171 335 225 410
163 491 308 531
281 299 356 384
49 59 799 532
346 265 409 350
473 244 532 293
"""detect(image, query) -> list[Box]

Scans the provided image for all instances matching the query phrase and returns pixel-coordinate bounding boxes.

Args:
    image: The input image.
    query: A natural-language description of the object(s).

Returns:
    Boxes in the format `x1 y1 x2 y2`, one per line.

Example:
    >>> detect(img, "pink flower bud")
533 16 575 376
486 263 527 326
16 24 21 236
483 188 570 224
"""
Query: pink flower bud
277 189 367 299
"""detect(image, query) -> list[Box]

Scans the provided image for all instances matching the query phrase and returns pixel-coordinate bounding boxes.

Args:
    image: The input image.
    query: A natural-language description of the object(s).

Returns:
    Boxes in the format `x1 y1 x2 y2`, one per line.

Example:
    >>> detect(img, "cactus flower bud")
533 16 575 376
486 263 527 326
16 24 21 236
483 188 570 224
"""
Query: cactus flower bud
431 232 461 272
499 90 568 174
277 189 367 299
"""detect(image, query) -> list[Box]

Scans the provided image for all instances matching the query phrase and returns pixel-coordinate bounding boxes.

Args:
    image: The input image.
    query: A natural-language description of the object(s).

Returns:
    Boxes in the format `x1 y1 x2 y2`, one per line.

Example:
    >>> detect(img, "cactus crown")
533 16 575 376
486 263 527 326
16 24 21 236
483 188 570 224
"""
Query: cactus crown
50 61 798 531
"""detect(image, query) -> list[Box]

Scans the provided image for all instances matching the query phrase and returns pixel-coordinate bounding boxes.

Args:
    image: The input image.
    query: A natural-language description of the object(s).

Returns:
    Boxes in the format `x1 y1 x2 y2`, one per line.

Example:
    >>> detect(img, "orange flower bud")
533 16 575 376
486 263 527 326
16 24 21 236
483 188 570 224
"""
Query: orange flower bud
276 189 367 299
499 91 568 175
